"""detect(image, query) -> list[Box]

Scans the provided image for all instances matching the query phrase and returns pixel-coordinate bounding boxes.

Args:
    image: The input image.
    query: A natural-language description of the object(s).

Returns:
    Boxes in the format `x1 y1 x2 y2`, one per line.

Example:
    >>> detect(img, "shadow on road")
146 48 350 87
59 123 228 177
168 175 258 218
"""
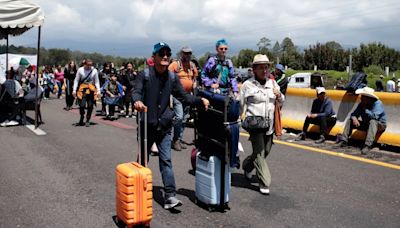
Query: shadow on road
231 173 259 192
153 186 182 214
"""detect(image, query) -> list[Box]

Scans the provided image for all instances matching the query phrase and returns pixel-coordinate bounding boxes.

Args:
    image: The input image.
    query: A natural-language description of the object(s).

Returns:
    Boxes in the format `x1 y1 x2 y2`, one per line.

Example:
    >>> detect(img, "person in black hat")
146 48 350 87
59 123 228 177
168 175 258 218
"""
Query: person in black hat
132 42 209 210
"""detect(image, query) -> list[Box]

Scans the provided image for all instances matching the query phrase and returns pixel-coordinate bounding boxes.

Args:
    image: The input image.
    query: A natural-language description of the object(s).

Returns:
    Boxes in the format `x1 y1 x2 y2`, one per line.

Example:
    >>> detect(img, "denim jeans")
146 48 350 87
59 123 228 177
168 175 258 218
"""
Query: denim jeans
56 81 63 98
139 122 177 198
172 97 189 141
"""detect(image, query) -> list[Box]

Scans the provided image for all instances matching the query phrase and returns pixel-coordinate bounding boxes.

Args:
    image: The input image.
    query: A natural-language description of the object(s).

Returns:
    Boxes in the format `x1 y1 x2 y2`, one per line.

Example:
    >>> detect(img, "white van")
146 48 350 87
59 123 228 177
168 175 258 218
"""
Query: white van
288 72 324 88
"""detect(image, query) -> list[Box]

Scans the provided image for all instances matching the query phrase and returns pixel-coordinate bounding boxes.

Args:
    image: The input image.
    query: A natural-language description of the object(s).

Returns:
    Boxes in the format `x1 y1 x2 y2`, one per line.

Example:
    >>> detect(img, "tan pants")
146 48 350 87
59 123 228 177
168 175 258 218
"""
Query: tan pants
243 133 273 187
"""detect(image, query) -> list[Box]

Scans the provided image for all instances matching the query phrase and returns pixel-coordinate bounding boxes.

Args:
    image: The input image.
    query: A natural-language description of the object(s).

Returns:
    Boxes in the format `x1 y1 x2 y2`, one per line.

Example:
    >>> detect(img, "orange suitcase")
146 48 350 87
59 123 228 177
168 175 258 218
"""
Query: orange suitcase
116 109 152 227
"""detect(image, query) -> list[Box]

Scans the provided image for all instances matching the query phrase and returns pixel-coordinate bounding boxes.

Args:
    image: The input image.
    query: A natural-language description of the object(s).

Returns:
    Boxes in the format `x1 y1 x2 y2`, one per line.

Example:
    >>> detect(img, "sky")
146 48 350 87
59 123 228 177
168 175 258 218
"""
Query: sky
4 0 400 57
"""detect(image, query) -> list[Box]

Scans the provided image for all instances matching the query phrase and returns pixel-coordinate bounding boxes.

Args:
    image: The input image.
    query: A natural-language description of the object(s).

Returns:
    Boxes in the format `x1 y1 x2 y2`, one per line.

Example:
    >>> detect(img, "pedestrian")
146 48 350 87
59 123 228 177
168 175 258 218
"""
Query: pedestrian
397 79 400 93
132 42 209 209
104 69 124 120
375 75 384 92
72 59 101 127
386 76 396 92
296 87 337 144
42 67 54 99
63 61 77 111
201 38 238 97
168 46 198 151
271 64 288 95
240 54 285 195
54 65 64 99
119 62 137 118
336 87 386 155
99 62 112 115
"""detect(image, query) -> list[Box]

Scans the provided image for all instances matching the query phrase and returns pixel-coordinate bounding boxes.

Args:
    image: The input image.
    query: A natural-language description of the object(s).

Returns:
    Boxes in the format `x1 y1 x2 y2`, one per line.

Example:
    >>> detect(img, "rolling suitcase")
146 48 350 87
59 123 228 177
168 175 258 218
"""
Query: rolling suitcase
115 109 152 227
195 153 230 210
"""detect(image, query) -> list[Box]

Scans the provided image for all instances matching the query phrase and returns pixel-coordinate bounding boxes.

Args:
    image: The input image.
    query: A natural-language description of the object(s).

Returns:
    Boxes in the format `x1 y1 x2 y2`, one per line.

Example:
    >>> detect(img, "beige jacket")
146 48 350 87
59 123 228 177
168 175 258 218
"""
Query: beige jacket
240 77 285 135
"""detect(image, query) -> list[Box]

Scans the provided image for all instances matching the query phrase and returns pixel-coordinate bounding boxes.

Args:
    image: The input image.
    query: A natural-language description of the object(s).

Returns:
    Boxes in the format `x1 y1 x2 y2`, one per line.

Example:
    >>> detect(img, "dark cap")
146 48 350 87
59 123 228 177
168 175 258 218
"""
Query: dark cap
153 42 171 54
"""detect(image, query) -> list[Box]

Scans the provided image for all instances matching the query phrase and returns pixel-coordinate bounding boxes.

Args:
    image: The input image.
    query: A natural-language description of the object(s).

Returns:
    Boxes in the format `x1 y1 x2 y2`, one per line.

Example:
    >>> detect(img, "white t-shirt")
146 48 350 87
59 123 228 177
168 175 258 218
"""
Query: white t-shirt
72 66 100 93
386 80 395 92
397 81 400 92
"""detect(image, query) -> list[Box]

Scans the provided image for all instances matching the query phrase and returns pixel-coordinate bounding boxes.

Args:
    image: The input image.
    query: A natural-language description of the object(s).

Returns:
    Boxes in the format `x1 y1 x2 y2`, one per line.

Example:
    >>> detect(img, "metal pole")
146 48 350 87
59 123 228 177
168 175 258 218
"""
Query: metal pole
35 26 41 129
348 54 352 80
6 33 9 70
276 57 279 65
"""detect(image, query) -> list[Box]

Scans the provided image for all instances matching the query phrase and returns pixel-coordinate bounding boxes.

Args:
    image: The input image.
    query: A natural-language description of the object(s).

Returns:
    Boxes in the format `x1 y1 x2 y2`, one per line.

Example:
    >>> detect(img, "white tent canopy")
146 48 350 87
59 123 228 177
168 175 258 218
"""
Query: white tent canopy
0 0 44 39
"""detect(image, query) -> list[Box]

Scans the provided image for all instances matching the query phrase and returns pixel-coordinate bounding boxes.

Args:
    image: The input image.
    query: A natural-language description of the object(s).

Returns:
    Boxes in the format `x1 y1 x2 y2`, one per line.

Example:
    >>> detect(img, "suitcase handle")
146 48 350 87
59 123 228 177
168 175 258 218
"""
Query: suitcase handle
137 107 148 167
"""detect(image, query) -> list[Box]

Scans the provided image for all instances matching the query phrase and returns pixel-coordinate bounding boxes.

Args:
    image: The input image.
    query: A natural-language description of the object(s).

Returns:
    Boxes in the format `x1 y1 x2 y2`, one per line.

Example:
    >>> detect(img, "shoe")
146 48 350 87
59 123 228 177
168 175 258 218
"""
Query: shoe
6 120 19 126
336 140 348 148
125 115 129 118
85 122 90 127
0 120 9 127
315 135 325 144
295 132 306 141
244 171 252 181
78 121 85 126
361 146 371 155
260 186 270 195
164 196 182 209
172 140 182 151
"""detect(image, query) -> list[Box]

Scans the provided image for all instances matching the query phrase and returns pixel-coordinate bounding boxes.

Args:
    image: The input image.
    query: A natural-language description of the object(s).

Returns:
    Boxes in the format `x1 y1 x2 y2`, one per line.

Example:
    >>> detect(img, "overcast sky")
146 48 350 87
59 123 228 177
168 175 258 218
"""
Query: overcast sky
6 0 400 57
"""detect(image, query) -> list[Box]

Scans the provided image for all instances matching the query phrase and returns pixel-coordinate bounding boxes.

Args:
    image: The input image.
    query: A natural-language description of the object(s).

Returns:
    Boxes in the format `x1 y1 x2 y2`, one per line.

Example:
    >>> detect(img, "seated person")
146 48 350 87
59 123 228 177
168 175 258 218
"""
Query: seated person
336 87 386 155
297 87 337 144
0 70 24 126
24 77 44 103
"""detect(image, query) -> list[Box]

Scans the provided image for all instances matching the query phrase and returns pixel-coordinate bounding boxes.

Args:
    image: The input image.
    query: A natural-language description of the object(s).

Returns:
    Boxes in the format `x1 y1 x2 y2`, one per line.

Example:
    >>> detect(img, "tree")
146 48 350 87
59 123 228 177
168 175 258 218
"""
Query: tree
257 37 271 55
236 49 257 68
303 41 347 70
271 41 281 60
280 37 302 69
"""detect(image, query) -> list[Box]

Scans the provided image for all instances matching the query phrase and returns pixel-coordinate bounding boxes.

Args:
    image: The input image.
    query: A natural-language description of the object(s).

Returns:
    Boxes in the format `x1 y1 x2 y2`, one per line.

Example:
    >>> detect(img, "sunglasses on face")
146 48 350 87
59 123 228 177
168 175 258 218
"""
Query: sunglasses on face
157 51 171 57
219 47 228 51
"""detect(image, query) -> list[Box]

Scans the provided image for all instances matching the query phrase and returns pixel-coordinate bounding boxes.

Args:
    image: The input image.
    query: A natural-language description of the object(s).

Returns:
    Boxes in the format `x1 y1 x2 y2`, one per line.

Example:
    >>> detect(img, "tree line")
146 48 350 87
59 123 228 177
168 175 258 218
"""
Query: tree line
1 38 399 72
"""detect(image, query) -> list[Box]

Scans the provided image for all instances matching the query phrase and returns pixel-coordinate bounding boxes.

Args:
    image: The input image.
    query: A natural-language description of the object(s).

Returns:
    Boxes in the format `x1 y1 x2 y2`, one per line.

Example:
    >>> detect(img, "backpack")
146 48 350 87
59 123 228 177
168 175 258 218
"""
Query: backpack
175 60 196 76
345 72 367 93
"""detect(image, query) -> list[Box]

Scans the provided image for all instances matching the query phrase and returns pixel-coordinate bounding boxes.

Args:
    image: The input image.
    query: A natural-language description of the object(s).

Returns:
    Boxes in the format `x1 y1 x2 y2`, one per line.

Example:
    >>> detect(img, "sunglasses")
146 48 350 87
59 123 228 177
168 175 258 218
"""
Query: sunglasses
219 47 228 51
157 51 172 57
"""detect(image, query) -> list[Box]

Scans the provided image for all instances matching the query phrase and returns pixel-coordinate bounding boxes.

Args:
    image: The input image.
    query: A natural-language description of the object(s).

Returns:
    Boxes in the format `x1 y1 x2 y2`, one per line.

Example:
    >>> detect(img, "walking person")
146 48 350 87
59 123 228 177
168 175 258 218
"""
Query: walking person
132 42 209 209
240 54 285 195
63 61 77 110
72 59 101 127
119 62 137 118
168 46 198 150
54 65 64 99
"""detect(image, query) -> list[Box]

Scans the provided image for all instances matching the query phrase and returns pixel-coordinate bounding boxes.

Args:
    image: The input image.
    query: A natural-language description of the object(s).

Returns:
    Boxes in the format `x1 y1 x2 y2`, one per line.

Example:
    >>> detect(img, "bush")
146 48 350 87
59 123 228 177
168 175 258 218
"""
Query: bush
363 65 384 76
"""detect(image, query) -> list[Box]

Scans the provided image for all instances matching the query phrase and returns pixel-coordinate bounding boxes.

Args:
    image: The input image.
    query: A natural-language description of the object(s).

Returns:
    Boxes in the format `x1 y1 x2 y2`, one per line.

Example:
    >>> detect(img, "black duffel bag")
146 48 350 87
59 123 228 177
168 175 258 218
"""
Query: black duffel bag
242 116 269 133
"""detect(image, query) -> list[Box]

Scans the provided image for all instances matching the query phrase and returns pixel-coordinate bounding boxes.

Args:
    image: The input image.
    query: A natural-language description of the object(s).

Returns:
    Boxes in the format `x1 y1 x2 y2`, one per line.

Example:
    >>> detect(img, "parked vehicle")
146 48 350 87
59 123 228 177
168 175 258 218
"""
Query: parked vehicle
288 72 324 88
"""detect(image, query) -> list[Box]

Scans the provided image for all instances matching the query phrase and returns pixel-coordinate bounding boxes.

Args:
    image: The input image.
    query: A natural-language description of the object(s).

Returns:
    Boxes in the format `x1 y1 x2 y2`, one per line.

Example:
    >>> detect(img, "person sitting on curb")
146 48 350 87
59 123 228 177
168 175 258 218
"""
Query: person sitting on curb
336 87 386 155
296 87 337 144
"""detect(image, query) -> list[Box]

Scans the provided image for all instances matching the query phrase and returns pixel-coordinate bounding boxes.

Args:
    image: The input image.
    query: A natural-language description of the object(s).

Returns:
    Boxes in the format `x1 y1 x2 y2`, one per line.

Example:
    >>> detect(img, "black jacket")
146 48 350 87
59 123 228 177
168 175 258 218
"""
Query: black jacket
132 67 202 126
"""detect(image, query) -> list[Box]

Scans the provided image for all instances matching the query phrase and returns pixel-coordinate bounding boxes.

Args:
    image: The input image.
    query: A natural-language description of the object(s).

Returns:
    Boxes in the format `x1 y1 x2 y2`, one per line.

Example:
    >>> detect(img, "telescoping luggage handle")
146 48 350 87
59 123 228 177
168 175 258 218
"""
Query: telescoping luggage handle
137 107 148 167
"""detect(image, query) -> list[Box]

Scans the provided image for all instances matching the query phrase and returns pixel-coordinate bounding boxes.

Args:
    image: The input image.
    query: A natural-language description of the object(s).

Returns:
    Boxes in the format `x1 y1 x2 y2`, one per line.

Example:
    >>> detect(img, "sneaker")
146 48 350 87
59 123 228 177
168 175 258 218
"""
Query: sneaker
125 115 129 118
315 135 325 144
361 146 371 155
85 122 90 127
78 121 85 126
336 140 348 148
0 120 9 127
6 120 19 126
164 196 182 209
295 132 306 141
172 140 182 151
244 171 252 181
260 186 270 195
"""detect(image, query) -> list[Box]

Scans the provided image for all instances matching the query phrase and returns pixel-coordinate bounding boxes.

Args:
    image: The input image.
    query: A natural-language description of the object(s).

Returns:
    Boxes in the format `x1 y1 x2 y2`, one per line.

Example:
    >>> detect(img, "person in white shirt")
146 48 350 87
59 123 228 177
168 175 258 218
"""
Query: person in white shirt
386 77 396 92
72 59 101 127
239 54 285 195
397 79 400 93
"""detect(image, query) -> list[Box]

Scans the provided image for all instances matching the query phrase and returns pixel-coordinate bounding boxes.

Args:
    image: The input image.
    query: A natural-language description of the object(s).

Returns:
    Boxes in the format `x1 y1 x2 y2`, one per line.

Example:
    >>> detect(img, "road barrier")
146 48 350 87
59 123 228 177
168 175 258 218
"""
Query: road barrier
282 88 400 147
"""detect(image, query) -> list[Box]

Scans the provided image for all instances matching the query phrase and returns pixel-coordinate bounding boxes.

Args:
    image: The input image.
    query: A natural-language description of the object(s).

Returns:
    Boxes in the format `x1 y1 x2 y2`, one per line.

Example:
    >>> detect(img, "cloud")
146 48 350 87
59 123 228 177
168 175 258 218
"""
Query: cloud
20 0 400 55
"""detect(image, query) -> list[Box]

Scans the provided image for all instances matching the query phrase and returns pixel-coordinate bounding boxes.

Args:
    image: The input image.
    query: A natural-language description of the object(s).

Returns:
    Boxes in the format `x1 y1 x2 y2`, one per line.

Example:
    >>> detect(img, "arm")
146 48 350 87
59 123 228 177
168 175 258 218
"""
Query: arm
201 58 217 87
228 60 238 93
131 72 145 103
316 100 334 117
365 101 385 120
93 70 101 92
73 69 80 93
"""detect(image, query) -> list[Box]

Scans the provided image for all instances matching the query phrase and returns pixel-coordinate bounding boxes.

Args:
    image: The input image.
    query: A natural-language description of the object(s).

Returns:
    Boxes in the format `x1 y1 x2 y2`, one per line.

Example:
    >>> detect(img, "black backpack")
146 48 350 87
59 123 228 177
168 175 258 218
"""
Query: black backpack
345 72 367 93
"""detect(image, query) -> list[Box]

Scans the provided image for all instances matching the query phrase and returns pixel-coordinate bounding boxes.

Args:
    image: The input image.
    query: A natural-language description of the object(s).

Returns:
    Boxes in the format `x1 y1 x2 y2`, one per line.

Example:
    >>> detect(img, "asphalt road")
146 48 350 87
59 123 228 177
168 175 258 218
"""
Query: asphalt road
0 98 399 228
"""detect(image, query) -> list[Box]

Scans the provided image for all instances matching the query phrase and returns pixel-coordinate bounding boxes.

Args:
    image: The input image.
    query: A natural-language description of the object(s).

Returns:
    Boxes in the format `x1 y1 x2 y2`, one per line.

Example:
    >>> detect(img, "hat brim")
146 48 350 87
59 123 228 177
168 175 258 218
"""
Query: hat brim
355 90 379 99
252 61 273 65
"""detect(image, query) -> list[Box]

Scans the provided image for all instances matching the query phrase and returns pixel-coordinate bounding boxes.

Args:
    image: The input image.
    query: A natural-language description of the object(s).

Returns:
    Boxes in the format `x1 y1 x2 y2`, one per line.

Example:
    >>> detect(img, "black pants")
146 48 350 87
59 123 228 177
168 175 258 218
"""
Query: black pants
303 116 337 136
65 80 74 108
79 93 95 122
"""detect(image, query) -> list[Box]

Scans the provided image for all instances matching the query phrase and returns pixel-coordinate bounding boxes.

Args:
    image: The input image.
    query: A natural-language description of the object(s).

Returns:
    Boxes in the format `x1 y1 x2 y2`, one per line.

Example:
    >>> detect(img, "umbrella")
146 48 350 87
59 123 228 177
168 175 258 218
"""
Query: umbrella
9 56 30 68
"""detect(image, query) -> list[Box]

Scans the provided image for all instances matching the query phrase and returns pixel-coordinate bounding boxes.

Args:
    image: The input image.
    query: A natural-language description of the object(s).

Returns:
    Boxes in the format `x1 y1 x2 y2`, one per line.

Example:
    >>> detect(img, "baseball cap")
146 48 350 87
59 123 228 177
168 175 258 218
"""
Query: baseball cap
152 42 171 54
181 46 192 53
316 87 326 94
275 64 285 73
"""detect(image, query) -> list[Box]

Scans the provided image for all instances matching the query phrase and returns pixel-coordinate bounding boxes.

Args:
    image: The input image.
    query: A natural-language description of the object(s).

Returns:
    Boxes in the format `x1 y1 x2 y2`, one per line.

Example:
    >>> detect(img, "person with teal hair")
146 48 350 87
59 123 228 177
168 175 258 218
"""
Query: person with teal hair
201 38 238 96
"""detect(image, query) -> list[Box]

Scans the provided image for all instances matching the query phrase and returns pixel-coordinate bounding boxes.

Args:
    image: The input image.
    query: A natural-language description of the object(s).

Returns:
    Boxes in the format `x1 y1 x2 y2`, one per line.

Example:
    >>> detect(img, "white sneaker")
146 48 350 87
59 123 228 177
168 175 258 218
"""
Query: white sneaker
6 120 19 126
0 120 9 127
260 186 270 195
151 143 159 152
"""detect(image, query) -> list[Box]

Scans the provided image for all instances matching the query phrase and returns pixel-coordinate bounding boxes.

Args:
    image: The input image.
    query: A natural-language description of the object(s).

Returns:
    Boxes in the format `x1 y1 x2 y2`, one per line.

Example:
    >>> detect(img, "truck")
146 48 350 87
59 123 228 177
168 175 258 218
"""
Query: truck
287 72 324 89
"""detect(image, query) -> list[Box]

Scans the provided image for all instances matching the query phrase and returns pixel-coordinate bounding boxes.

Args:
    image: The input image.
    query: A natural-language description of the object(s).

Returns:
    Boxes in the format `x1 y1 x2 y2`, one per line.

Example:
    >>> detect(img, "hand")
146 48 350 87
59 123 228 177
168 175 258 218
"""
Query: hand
352 117 360 127
233 92 239 100
134 101 147 112
211 83 219 89
72 91 77 98
111 94 115 98
201 98 209 111
273 87 281 97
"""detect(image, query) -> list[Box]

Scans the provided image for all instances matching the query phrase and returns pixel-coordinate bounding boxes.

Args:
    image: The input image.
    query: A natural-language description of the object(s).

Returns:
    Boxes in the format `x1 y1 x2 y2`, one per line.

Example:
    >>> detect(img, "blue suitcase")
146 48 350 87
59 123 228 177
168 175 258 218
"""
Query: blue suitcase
195 153 230 209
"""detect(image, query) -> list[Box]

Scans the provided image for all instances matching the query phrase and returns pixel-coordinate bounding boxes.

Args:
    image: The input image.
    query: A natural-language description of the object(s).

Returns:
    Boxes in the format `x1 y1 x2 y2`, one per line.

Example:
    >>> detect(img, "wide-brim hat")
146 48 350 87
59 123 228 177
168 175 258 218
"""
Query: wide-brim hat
252 54 273 65
355 87 379 99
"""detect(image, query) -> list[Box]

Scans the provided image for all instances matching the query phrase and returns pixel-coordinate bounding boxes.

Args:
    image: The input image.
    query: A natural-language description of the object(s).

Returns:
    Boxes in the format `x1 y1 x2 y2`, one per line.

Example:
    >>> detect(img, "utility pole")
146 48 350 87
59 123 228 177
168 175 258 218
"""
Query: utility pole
276 57 279 64
348 54 352 80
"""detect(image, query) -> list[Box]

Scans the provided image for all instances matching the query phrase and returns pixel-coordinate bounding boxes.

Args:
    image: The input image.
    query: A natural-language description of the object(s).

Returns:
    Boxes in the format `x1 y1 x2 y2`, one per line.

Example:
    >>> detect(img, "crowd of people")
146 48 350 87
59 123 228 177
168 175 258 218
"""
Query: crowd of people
0 39 395 210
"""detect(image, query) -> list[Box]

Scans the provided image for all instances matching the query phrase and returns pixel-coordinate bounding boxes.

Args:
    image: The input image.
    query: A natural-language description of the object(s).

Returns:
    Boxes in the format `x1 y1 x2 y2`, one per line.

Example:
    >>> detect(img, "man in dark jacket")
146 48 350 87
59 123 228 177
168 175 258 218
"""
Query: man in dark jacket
272 64 288 95
132 42 209 210
375 75 384 92
297 87 337 143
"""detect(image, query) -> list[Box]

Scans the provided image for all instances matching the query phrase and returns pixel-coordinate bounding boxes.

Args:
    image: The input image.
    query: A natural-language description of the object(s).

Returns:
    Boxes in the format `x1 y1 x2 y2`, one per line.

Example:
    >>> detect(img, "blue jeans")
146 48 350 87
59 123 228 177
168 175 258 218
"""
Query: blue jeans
172 97 189 141
139 122 176 198
56 81 63 98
